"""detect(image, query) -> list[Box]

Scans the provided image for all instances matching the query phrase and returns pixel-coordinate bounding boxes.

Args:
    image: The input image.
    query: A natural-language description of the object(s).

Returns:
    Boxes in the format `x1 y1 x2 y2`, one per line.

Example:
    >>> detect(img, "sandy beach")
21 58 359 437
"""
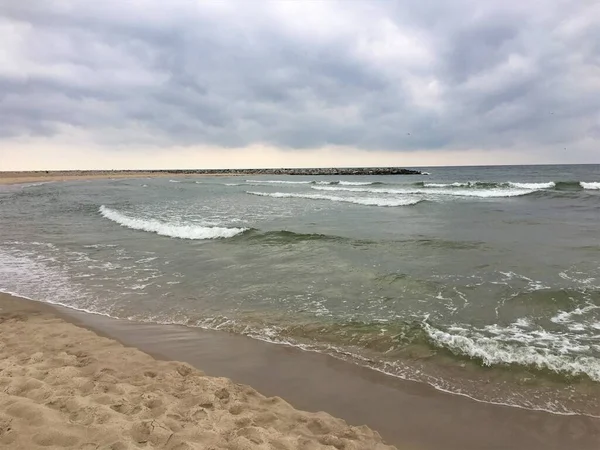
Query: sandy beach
0 171 221 185
0 293 395 449
2 294 600 450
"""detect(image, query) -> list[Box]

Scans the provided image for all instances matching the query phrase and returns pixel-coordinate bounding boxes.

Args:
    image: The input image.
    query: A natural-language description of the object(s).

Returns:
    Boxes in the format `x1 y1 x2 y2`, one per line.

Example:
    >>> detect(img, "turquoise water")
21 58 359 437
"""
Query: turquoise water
1 164 600 414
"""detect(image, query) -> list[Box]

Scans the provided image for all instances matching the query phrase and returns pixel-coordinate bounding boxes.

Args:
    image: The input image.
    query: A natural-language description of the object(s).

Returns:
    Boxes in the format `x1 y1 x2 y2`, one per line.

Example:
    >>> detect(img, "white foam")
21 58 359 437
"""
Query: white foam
311 185 533 198
422 181 554 190
581 182 600 190
508 182 556 189
99 206 247 239
83 244 118 249
245 191 421 207
168 179 181 183
423 181 498 188
550 305 599 324
423 322 600 381
514 318 532 328
245 180 312 184
22 181 52 188
312 180 380 186
0 247 99 313
424 182 467 188
338 181 379 186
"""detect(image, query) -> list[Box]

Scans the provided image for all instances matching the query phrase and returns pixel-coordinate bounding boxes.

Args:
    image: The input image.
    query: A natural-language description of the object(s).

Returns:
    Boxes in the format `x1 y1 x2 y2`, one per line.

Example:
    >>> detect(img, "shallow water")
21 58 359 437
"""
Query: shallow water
1 164 600 414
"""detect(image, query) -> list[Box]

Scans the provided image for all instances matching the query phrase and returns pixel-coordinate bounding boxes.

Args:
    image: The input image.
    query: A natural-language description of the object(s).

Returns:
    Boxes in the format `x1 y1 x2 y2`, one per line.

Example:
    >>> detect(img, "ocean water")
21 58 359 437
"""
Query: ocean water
1 164 600 415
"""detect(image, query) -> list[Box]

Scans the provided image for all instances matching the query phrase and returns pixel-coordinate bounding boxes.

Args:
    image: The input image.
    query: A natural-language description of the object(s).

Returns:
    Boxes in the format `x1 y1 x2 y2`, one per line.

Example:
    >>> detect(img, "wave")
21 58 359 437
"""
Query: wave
508 181 556 189
228 311 600 382
234 230 349 245
336 181 384 186
420 181 497 188
418 180 599 192
246 191 422 207
423 322 600 381
22 181 53 188
188 310 600 389
245 180 313 184
244 180 384 186
99 206 247 239
553 181 583 191
419 181 555 189
311 185 533 198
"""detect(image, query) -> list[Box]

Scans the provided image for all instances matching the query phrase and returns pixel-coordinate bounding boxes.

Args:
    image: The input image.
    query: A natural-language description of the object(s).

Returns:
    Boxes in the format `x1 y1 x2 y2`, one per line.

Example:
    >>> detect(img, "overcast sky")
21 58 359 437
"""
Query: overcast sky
1 0 599 169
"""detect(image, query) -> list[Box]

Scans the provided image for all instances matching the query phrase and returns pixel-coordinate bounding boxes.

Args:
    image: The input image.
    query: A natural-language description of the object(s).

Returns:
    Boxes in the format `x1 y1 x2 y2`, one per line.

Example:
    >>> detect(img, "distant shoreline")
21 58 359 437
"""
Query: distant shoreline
0 167 423 185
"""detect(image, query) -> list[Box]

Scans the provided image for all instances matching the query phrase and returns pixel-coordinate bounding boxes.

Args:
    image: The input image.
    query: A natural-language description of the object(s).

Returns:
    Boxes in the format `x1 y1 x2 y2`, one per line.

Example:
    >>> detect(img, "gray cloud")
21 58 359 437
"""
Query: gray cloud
0 0 598 159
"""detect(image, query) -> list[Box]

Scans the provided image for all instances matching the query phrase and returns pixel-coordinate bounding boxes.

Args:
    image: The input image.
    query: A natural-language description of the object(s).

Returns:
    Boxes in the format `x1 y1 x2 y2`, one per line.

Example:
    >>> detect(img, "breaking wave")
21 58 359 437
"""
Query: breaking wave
244 180 384 186
581 182 600 190
311 185 534 198
417 180 600 192
99 206 247 239
423 321 600 381
245 191 422 207
245 180 313 184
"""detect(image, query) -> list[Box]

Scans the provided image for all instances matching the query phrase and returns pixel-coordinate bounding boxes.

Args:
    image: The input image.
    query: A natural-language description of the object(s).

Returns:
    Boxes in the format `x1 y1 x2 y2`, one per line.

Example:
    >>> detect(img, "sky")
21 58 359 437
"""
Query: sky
1 0 599 170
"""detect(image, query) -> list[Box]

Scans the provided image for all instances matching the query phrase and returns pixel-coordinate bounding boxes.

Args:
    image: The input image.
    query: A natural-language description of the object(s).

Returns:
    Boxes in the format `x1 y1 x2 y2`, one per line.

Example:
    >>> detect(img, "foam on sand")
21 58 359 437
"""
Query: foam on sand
99 206 247 239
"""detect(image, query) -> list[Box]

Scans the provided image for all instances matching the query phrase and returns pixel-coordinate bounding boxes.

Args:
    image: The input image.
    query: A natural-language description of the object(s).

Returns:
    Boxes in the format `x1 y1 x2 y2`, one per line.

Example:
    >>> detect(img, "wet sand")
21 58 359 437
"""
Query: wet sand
1 294 599 449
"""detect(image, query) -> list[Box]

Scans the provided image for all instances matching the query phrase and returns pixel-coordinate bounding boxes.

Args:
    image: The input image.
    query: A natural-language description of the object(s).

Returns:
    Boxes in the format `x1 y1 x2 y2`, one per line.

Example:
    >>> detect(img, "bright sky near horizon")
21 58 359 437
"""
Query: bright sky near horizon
1 0 599 170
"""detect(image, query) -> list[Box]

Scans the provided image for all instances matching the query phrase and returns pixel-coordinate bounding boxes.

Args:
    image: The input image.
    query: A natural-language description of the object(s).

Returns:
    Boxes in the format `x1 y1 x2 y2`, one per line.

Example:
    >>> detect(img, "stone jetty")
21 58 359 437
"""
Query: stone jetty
8 167 422 177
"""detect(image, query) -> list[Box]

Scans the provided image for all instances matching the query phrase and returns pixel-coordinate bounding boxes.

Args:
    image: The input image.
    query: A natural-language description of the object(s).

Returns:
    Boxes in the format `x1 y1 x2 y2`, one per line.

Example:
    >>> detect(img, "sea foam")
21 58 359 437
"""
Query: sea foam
99 206 247 239
311 185 533 198
423 321 600 381
581 182 600 190
245 191 421 207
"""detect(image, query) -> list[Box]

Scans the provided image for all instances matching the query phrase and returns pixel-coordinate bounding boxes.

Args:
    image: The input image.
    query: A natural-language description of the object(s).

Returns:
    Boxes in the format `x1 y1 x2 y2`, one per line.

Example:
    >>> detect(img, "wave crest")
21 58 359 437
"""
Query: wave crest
424 322 600 381
245 191 421 207
99 206 247 239
312 185 533 198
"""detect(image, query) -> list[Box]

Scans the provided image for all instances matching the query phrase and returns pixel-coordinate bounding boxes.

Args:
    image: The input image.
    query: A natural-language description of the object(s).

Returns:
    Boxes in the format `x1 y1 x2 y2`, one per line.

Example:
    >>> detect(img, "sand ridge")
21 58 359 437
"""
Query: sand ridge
0 297 396 449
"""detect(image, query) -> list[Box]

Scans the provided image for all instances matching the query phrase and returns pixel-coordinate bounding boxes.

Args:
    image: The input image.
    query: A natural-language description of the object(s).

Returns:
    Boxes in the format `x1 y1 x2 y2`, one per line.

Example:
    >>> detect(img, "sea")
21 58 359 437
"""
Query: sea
1 164 599 416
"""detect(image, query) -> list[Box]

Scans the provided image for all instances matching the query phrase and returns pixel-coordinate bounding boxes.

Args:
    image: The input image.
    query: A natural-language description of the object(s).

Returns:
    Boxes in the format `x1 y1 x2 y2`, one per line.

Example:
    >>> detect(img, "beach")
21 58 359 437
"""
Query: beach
2 293 600 450
0 293 395 449
2 166 600 449
0 171 222 185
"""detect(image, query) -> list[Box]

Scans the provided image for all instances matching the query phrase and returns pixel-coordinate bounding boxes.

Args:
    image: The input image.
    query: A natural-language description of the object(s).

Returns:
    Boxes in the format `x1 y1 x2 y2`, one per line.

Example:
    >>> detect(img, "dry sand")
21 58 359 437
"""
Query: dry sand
0 294 395 450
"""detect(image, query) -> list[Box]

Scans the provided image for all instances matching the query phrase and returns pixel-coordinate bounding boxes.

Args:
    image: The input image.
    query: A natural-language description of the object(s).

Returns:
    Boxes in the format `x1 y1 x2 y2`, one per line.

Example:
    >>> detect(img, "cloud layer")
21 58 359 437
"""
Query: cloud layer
1 0 599 167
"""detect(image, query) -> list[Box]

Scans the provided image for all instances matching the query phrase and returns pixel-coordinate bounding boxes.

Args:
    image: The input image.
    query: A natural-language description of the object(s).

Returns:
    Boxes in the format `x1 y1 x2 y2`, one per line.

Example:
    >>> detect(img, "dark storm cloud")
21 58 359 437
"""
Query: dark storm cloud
0 0 598 156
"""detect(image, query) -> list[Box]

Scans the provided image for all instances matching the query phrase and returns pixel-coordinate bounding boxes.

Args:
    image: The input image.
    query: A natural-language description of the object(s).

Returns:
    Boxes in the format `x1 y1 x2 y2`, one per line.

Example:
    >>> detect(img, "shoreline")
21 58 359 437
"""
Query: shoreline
0 293 396 450
0 171 232 185
0 167 422 185
2 293 600 449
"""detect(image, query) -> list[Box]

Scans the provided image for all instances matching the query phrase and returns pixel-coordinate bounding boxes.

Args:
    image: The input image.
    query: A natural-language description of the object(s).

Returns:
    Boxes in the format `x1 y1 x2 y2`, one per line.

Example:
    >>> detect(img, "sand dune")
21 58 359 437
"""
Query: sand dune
0 296 395 449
